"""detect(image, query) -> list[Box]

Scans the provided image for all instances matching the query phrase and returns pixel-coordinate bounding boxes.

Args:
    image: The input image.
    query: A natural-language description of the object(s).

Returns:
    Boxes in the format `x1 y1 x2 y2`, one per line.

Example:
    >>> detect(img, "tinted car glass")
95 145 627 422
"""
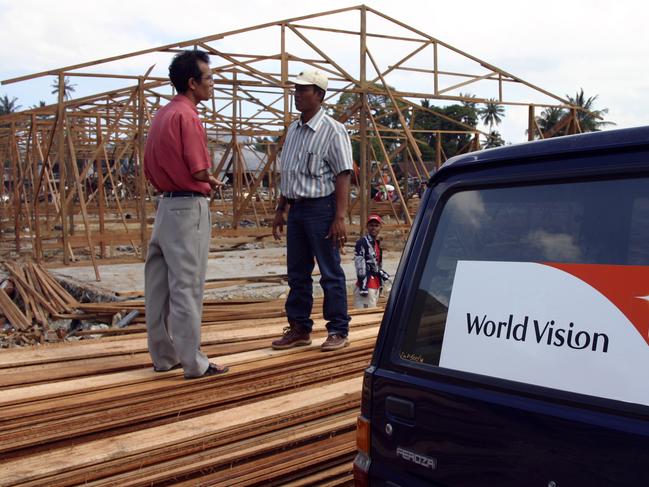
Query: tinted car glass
399 177 649 366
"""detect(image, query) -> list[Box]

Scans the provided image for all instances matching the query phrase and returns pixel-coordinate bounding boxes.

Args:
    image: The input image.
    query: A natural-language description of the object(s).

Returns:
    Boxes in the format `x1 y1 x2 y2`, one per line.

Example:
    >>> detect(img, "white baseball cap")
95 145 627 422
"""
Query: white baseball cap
293 69 328 91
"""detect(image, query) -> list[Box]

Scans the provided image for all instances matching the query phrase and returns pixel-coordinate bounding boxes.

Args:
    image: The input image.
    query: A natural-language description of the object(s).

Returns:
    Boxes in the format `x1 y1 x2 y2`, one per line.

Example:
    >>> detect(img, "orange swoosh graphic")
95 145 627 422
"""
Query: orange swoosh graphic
546 263 649 346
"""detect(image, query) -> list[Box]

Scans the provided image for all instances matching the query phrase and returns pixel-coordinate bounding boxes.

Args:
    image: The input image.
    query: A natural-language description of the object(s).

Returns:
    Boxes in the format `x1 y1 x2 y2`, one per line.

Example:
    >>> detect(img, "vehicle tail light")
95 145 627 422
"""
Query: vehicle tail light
354 367 374 485
356 415 371 454
360 366 374 415
354 416 370 486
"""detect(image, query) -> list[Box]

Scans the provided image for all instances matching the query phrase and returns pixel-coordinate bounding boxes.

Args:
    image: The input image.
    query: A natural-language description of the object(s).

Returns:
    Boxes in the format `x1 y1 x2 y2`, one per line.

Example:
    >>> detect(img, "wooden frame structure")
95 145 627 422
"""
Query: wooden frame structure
0 5 582 278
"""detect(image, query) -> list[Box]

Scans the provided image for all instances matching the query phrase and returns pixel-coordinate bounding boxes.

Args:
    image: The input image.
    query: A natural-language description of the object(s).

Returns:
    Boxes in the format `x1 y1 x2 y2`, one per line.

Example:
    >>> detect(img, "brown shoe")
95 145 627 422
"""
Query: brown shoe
272 325 311 350
321 334 349 351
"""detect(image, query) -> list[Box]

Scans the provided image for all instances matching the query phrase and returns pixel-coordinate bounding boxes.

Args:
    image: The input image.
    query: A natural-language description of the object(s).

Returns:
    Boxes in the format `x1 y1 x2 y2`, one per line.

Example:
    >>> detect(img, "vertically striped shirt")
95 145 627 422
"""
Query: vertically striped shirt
279 107 353 199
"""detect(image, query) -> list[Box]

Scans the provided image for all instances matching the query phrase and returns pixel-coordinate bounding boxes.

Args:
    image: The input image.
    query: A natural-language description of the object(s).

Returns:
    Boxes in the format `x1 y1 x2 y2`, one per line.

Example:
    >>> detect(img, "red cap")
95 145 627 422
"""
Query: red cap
367 214 383 224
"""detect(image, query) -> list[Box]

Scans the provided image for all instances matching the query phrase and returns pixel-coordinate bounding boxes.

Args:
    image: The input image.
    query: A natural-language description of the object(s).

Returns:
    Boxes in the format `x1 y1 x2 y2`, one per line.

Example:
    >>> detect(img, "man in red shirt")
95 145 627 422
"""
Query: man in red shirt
144 50 228 379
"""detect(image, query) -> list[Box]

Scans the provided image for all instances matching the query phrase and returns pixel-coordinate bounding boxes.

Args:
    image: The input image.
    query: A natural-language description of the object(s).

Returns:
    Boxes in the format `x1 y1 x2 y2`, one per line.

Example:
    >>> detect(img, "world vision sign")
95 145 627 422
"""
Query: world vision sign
440 261 649 407
464 314 610 353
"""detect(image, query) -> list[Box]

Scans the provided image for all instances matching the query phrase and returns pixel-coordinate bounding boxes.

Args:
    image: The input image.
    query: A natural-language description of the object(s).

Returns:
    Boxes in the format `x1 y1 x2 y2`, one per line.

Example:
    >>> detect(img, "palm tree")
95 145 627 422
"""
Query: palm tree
567 88 615 132
50 77 77 100
459 92 477 109
535 107 566 134
478 99 505 129
535 90 615 139
482 130 505 149
0 95 21 115
31 100 51 120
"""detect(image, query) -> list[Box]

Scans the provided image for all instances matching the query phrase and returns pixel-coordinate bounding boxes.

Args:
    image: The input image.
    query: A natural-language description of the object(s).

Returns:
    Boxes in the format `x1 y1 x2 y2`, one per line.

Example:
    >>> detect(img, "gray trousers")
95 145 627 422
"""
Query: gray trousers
145 196 210 378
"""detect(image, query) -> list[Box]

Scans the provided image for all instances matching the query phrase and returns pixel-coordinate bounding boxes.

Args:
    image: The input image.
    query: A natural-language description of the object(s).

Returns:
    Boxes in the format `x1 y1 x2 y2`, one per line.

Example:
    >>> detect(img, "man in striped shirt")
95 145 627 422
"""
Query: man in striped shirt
272 69 353 352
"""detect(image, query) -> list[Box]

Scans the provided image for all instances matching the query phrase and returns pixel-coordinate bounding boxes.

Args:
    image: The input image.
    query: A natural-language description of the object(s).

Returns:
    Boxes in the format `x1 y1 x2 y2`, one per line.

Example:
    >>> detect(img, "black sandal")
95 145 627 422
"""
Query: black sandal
153 363 182 373
185 363 229 379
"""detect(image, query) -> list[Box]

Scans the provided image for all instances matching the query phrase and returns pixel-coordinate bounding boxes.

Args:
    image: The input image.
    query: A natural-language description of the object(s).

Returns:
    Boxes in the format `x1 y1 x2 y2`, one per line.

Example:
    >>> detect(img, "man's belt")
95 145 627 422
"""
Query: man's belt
285 197 305 204
162 191 207 198
285 194 333 204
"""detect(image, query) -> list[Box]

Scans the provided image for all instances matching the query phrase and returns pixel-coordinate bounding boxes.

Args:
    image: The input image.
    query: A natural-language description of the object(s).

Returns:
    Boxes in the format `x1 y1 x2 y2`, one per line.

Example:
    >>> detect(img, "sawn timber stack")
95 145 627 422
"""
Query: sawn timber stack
0 297 383 486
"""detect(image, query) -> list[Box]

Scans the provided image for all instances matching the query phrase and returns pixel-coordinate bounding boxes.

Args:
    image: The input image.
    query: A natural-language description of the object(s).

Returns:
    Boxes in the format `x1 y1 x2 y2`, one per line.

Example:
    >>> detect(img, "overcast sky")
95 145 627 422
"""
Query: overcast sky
1 0 647 143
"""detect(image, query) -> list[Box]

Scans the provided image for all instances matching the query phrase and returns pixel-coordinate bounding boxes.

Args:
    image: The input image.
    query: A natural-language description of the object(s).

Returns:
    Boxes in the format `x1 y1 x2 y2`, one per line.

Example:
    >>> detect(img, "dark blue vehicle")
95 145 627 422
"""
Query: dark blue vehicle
354 127 649 486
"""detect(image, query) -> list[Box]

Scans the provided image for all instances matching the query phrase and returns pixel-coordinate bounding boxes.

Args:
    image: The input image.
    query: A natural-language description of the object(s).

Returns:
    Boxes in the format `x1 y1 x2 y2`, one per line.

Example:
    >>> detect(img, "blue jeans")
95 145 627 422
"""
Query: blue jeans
285 194 350 336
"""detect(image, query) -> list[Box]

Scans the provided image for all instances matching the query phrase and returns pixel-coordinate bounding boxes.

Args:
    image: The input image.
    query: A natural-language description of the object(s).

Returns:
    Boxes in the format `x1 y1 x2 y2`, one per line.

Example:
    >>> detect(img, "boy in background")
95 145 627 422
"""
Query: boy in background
354 214 390 308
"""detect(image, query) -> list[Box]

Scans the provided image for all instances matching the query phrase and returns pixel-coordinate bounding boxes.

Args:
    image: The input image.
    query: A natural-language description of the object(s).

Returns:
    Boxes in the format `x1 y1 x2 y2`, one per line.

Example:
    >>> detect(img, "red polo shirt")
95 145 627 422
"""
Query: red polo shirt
144 94 211 194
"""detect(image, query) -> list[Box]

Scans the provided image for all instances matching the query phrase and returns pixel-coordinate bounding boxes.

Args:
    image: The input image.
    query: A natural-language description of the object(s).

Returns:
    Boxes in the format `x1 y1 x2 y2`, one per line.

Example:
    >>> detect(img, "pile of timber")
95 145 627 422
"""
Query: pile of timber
112 273 292 299
0 297 384 486
79 299 277 334
70 294 371 337
0 263 296 344
0 262 80 347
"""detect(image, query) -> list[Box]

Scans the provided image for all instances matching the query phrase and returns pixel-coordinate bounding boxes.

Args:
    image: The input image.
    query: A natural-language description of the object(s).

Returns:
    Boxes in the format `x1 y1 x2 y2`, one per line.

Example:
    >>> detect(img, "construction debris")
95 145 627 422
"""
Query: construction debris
0 262 81 347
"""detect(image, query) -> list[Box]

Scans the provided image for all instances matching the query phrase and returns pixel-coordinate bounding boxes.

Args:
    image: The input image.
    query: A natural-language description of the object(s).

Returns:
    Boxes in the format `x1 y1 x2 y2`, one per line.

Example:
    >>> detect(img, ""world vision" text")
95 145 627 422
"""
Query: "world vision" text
466 313 609 353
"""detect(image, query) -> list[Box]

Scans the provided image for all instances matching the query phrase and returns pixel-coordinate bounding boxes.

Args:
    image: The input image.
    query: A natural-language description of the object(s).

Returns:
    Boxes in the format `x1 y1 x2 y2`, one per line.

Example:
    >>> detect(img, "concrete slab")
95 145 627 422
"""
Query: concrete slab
50 245 402 301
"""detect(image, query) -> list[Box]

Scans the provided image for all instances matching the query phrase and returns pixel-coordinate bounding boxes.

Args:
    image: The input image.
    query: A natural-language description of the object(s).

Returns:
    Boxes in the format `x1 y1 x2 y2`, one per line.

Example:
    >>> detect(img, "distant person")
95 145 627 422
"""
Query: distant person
373 183 394 201
417 181 427 198
354 214 390 308
271 69 353 352
144 50 228 379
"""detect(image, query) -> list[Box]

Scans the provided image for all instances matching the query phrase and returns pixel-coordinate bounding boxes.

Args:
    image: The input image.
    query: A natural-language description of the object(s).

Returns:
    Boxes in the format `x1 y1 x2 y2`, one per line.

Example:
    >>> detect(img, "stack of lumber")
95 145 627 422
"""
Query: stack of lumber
0 298 384 486
0 262 80 347
71 294 386 337
113 273 292 299
76 297 302 328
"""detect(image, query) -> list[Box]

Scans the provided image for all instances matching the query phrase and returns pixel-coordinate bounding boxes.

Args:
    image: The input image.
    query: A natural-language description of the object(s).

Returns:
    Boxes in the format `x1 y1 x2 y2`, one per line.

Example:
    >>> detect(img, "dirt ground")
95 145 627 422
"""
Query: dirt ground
49 241 404 302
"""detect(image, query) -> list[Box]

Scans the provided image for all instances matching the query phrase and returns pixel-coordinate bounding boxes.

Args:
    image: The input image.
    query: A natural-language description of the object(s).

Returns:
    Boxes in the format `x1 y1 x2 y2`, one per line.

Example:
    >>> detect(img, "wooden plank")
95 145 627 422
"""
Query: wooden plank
26 264 66 314
280 462 353 487
4 264 35 325
0 288 30 331
192 432 355 486
0 327 378 407
0 351 367 432
82 413 356 487
23 265 48 326
0 313 381 369
0 377 362 486
0 337 273 388
0 353 369 453
65 126 100 280
15 400 358 487
34 264 79 308
3 263 58 316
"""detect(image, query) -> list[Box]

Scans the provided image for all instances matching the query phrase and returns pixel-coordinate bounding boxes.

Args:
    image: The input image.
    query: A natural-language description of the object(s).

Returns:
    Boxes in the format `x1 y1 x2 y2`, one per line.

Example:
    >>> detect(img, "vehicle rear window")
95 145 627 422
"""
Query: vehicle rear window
399 177 649 366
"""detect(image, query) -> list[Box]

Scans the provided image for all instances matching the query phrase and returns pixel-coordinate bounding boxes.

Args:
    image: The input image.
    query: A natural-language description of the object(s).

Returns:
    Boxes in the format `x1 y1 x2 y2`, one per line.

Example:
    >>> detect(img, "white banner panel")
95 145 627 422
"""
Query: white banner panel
440 261 649 407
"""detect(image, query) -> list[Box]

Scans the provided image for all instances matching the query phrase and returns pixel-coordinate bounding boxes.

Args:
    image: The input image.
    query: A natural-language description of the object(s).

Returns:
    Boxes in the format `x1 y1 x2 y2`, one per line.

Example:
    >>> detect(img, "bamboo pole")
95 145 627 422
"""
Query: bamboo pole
359 5 369 232
30 114 43 261
57 74 70 264
9 122 20 253
528 105 535 141
95 117 106 257
364 99 412 225
65 122 100 281
137 76 147 261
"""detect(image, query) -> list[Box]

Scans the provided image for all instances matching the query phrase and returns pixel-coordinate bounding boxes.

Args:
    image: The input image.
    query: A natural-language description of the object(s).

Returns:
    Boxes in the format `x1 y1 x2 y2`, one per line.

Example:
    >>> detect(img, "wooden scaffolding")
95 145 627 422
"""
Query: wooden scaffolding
0 4 582 278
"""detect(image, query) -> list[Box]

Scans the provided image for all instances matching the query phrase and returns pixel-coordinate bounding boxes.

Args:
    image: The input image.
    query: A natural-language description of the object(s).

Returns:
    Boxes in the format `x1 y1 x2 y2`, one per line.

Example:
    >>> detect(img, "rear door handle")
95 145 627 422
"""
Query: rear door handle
386 396 415 421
